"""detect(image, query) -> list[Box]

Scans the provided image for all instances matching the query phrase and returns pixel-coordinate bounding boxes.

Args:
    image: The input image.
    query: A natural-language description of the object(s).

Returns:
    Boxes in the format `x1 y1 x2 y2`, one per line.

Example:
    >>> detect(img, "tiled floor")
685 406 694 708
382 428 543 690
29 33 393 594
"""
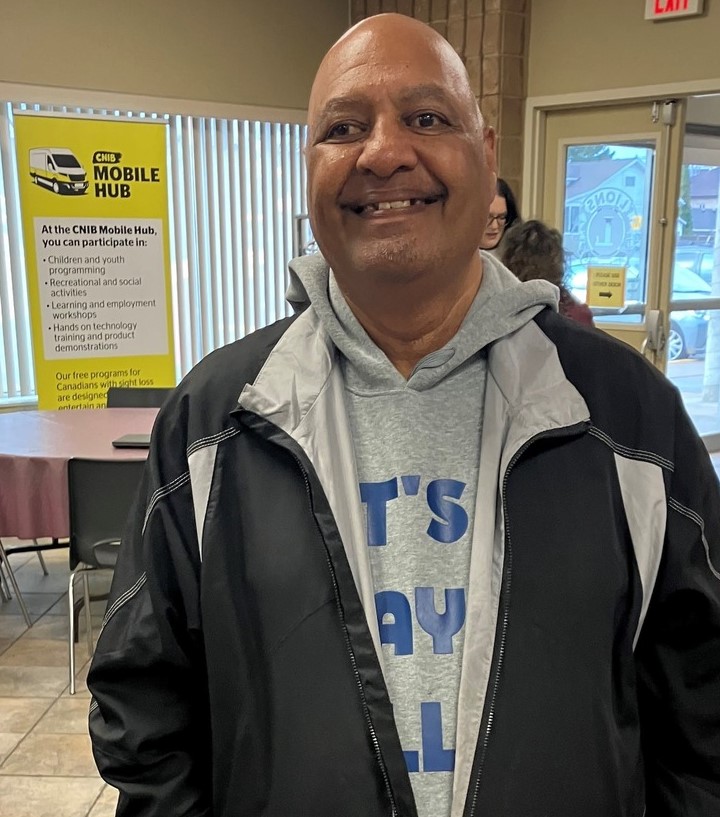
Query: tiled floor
0 545 117 817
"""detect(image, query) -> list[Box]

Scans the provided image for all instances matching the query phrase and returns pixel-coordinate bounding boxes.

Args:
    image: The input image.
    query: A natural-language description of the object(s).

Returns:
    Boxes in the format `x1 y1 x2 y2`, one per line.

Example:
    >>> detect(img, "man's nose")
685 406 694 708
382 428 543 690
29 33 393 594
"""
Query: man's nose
355 118 418 177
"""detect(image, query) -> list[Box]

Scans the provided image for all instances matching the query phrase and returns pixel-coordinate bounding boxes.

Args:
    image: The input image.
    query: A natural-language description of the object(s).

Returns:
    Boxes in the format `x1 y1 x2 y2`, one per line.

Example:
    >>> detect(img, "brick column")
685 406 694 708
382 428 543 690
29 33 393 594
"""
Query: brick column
349 0 529 201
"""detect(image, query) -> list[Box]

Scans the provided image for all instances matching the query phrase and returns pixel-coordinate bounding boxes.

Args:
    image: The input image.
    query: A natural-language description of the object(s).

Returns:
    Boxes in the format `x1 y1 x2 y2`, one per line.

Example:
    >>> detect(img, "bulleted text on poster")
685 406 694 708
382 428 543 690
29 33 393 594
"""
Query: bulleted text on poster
34 216 169 361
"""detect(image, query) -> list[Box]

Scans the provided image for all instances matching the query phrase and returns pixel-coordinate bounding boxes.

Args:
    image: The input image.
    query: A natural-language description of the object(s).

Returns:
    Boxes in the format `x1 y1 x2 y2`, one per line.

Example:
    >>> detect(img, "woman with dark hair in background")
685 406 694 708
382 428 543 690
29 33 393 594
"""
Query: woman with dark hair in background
480 177 521 253
501 219 595 327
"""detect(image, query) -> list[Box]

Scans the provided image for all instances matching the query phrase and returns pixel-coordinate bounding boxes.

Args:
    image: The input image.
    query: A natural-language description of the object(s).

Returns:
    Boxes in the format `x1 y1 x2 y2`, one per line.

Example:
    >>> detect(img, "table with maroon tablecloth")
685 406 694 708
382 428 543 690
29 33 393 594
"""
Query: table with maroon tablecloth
0 408 157 540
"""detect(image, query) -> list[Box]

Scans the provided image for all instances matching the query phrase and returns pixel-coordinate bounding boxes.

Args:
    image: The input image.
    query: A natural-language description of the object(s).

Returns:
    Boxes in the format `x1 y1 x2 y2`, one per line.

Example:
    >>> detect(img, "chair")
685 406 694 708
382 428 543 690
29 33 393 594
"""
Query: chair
106 386 173 408
0 540 33 625
67 458 145 693
0 537 66 628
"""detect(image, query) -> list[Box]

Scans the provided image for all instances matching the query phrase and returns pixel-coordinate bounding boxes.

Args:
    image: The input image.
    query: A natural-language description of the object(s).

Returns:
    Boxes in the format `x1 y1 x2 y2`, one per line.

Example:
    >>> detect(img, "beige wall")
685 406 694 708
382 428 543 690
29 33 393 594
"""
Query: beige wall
528 0 720 98
0 0 349 111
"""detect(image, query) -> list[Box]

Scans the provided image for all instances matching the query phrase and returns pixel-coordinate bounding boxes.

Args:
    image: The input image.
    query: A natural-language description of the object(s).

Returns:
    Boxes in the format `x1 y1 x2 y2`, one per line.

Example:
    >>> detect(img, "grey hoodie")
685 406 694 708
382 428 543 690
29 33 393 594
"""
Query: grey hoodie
287 252 558 817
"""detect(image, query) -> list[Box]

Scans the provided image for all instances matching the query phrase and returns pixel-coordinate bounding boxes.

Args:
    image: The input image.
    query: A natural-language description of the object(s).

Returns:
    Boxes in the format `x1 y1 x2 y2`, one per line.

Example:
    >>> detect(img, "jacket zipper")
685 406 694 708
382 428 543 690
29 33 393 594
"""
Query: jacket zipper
466 424 587 817
466 448 517 817
293 453 398 817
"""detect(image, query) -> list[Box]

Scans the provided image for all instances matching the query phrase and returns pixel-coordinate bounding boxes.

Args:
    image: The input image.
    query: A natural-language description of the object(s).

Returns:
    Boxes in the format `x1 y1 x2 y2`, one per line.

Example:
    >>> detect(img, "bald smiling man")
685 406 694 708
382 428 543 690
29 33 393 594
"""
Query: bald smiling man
88 14 720 817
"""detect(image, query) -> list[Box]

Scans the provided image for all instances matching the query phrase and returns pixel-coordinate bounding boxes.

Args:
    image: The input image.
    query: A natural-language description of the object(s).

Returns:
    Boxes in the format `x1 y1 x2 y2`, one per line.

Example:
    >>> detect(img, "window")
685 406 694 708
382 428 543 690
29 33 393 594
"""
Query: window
624 175 636 187
0 100 308 405
564 204 580 234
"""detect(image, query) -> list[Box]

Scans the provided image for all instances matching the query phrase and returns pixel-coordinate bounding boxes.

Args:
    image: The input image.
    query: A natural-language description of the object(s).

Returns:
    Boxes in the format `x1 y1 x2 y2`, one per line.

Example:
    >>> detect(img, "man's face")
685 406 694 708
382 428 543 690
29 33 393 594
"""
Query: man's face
305 24 496 290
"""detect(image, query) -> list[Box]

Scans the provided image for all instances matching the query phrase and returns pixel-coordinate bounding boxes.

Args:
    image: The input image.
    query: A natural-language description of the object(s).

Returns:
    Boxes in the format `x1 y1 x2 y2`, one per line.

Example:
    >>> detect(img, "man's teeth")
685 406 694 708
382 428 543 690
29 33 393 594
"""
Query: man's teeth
362 199 415 213
350 196 439 214
376 200 411 210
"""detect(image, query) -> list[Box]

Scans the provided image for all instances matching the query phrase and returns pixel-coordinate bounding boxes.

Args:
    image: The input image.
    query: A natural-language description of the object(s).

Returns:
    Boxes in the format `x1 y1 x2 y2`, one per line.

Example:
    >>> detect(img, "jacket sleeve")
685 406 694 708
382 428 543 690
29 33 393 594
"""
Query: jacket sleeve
87 438 211 817
635 392 720 814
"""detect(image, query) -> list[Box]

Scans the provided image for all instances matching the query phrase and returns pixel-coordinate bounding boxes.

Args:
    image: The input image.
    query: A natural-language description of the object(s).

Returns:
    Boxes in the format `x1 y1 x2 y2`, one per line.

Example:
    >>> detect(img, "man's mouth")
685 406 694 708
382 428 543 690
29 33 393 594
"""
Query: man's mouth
344 195 444 215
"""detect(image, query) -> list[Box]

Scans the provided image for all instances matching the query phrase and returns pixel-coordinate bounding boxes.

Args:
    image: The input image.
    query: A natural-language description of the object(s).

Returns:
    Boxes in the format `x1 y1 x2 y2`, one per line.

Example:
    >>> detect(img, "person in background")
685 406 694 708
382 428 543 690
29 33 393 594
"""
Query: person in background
87 12 720 817
501 219 595 326
479 177 520 253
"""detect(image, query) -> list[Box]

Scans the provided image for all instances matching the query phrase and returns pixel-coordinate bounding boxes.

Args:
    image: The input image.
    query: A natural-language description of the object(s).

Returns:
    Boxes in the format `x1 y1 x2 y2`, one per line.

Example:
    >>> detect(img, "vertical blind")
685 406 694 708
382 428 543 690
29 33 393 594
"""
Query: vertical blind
0 101 309 404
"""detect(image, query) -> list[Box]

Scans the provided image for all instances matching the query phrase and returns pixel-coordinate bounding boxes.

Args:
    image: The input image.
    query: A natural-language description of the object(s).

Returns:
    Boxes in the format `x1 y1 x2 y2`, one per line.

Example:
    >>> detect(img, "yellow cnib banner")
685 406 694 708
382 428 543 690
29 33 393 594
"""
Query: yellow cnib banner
14 114 175 409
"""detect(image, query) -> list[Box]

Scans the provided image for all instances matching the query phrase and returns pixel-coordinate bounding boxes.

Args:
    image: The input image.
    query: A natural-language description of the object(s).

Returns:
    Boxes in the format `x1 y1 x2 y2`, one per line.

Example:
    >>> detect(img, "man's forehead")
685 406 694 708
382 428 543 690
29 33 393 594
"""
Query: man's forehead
310 43 471 120
315 83 462 120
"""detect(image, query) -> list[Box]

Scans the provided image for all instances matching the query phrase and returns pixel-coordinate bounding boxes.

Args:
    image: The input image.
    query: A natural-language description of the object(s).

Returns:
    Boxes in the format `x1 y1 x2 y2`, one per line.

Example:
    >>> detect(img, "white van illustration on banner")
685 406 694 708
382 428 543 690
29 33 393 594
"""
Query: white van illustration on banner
29 147 89 195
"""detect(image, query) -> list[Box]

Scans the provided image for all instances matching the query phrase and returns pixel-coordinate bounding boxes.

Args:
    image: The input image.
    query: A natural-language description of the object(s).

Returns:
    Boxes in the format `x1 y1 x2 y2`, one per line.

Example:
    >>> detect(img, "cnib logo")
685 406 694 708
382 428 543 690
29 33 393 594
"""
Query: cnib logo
92 151 122 164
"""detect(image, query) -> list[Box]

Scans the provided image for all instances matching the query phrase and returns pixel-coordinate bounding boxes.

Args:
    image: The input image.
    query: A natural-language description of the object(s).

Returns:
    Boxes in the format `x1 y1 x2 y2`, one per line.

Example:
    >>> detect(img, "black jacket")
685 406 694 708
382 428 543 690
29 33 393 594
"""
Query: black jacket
88 305 720 817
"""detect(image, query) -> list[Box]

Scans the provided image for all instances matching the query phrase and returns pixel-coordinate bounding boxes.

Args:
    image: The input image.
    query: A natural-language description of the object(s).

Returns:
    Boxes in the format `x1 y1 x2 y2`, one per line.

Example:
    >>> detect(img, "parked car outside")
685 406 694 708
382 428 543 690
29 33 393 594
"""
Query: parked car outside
674 243 716 287
667 266 712 361
566 263 711 361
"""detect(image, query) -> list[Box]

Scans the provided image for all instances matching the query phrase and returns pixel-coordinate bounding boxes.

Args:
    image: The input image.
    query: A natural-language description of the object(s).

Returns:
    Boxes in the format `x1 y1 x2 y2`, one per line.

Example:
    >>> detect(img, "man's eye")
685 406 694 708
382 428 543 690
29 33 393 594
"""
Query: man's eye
325 122 362 140
411 112 446 129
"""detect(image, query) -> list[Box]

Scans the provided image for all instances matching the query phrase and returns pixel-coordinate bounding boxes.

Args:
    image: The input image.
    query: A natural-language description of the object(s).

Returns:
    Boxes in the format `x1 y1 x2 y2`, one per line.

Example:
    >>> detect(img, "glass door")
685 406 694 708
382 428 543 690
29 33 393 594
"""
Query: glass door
535 99 720 443
540 101 685 363
668 102 720 448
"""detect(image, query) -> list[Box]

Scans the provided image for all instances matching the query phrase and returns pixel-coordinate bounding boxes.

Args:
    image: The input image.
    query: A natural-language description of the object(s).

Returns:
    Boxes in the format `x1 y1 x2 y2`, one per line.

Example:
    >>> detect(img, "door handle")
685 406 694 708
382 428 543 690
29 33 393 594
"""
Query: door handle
641 308 666 364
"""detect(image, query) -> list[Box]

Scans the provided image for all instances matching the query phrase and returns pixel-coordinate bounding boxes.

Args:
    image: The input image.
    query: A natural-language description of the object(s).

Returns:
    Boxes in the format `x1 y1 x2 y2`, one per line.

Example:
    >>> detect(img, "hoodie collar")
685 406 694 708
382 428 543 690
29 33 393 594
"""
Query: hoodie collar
287 253 560 393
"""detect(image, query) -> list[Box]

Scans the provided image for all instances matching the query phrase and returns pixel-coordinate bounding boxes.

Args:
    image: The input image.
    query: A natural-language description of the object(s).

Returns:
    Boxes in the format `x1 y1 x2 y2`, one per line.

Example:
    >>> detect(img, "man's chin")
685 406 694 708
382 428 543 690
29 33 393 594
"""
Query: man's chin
346 247 432 283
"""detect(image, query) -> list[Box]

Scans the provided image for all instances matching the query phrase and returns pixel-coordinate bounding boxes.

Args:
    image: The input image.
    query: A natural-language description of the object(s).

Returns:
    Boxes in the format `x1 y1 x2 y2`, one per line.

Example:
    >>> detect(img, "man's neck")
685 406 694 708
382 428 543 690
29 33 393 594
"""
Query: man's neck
339 260 483 379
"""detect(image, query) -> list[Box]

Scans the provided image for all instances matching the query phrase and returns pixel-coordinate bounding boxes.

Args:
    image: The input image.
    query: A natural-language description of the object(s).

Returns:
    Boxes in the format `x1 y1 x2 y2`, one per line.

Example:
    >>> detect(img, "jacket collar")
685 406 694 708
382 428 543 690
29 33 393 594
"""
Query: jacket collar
238 306 590 444
487 320 590 474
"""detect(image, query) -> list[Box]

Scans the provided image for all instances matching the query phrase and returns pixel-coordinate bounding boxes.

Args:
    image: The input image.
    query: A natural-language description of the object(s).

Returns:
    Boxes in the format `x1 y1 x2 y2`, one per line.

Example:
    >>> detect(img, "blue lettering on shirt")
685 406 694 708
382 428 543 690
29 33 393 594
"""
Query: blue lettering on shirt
404 750 420 773
401 474 421 496
360 478 398 546
415 587 466 654
376 589 413 655
421 702 455 772
375 588 467 655
402 702 455 774
360 476 469 546
426 479 468 543
363 474 467 779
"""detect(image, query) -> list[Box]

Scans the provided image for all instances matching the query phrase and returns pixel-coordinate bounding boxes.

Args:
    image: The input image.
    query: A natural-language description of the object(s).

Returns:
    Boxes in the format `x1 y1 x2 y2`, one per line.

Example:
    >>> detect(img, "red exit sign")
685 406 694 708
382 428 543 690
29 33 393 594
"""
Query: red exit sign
645 0 704 19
